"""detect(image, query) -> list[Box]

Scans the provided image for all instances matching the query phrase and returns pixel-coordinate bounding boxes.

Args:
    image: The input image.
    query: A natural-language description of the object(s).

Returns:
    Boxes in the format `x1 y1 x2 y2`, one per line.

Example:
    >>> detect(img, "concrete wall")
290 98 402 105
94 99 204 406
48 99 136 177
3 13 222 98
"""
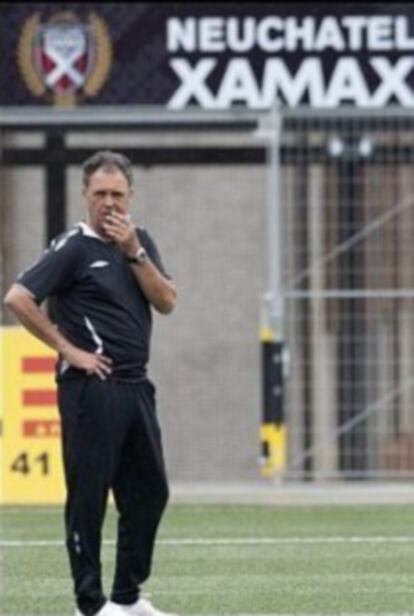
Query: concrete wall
2 137 267 482
1 168 45 300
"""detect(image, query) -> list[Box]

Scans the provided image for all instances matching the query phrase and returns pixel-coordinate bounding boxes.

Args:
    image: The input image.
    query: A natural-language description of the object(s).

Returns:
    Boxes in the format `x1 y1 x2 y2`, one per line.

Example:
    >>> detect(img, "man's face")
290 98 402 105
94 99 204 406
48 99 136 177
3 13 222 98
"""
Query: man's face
83 167 133 239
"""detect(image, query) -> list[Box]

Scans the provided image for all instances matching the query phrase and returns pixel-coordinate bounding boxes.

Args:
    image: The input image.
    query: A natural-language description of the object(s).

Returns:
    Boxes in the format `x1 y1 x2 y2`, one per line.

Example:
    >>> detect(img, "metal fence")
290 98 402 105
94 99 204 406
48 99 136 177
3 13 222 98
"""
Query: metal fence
280 108 414 480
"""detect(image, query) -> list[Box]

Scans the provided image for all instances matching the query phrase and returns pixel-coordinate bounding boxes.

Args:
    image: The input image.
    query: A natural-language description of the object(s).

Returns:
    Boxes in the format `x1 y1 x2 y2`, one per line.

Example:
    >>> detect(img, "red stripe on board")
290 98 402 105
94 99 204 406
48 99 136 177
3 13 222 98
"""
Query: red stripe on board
23 420 61 438
22 357 56 373
22 390 57 406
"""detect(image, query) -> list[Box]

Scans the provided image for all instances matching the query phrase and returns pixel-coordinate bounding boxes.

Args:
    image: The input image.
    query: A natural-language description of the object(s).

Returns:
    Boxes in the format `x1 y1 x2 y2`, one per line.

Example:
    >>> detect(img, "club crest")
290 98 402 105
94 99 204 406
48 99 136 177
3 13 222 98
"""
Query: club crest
18 11 112 106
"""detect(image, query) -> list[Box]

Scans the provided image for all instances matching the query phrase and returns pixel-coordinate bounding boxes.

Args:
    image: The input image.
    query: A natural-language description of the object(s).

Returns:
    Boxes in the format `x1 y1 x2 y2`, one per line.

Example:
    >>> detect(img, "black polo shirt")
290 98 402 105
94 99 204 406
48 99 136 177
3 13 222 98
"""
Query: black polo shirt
17 222 170 382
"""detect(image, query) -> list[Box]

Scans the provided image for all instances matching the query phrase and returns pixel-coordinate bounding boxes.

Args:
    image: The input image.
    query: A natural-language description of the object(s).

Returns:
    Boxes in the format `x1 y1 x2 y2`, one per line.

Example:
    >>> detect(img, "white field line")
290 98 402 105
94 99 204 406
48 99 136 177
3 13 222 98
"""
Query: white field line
1 536 414 547
5 613 414 616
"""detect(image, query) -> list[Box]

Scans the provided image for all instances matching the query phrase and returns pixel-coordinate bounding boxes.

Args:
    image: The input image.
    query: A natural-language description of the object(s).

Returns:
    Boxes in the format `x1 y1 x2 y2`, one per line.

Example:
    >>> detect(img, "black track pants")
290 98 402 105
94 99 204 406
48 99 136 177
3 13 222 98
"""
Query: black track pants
58 377 169 616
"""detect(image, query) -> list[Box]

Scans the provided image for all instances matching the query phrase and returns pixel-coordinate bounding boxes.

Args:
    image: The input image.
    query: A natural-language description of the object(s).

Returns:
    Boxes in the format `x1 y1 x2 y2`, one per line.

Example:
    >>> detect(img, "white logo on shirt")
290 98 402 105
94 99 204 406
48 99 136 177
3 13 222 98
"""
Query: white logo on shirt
89 260 110 268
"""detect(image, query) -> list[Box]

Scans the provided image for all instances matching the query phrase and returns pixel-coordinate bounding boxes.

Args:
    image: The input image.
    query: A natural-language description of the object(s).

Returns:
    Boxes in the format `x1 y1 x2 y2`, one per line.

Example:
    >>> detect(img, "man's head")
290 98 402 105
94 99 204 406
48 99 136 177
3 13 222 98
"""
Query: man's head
82 150 134 239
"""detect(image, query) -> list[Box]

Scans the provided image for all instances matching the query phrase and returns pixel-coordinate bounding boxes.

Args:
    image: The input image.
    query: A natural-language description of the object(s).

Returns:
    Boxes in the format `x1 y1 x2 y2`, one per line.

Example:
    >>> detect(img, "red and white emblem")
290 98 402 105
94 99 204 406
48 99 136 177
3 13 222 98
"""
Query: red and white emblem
18 12 112 106
35 21 91 96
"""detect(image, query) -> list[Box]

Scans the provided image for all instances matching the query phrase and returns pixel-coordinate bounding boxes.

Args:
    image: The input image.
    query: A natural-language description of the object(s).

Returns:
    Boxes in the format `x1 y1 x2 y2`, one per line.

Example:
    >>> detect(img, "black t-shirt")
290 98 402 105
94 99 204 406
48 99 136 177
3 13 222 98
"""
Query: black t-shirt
17 222 170 382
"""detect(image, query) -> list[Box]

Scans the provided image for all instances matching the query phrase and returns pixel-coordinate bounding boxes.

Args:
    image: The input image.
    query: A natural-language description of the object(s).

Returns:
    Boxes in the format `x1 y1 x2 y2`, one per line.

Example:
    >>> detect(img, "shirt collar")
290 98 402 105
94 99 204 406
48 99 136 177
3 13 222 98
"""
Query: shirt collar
78 221 109 242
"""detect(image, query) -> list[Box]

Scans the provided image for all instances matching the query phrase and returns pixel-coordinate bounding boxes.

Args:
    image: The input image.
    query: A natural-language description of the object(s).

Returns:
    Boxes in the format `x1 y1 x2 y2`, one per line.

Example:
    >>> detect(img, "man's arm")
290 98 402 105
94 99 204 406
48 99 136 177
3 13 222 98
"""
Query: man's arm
128 259 177 315
4 284 113 380
103 212 177 314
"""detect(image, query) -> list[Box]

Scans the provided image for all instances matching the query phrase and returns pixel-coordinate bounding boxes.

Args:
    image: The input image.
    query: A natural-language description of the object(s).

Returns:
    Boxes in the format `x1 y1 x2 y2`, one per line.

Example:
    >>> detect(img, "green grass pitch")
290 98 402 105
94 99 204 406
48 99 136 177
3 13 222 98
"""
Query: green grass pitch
1 503 414 615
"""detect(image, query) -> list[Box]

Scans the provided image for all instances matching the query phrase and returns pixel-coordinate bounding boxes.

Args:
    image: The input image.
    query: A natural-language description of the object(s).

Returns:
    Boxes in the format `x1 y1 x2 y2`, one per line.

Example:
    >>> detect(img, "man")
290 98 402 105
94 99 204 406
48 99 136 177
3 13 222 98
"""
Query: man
4 151 177 616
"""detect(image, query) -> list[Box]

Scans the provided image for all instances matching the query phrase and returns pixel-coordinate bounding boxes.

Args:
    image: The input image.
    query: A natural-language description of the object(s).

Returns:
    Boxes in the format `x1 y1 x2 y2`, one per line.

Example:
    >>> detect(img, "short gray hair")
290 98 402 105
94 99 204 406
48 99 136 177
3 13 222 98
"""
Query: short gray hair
82 150 133 187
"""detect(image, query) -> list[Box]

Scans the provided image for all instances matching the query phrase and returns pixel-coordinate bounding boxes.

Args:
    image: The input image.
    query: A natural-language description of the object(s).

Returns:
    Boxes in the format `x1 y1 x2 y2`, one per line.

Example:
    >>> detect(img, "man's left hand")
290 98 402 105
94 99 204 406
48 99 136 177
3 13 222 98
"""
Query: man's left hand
103 212 140 257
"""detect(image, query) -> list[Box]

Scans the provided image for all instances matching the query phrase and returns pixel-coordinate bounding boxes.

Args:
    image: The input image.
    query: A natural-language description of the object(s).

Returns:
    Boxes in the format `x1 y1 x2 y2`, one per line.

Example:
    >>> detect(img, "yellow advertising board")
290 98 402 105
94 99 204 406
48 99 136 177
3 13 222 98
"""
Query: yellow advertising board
1 327 66 504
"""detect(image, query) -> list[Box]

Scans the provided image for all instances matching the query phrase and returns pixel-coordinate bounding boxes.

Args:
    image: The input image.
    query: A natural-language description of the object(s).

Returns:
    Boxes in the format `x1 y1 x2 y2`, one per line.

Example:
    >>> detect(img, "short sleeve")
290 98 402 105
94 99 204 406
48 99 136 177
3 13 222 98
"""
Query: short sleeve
17 228 81 303
137 228 172 279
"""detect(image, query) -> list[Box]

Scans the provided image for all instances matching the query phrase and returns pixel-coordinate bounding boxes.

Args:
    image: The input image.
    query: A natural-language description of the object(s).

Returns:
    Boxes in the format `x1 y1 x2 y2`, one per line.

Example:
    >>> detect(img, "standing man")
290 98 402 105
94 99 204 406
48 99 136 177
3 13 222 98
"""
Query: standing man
4 151 177 616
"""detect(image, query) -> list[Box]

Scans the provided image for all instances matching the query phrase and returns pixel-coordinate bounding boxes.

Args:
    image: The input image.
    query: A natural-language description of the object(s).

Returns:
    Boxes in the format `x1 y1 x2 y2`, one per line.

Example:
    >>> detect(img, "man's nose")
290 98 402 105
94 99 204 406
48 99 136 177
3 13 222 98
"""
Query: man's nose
103 194 114 208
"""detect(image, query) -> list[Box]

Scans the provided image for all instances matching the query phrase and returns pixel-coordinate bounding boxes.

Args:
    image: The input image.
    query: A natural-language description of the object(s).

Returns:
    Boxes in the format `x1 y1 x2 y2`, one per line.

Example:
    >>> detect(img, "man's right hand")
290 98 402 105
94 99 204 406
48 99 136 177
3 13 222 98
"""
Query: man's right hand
60 344 113 380
4 284 113 380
